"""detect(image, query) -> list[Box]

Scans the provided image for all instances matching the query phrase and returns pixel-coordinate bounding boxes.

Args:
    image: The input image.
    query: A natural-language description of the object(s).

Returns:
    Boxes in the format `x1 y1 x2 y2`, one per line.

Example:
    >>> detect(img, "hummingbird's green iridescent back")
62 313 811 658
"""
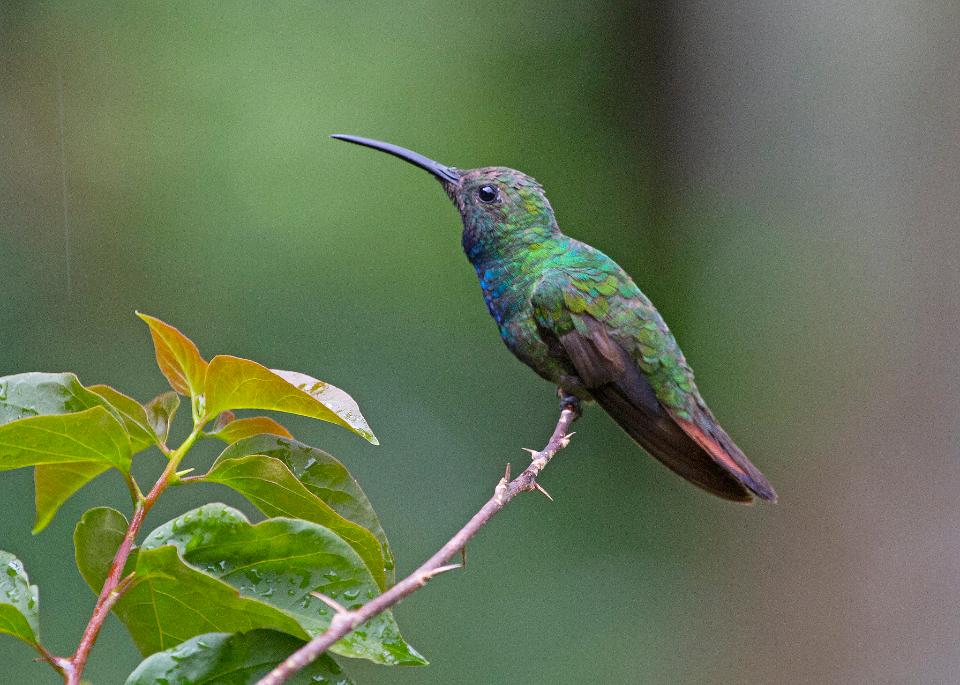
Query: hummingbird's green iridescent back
452 167 697 416
333 135 776 503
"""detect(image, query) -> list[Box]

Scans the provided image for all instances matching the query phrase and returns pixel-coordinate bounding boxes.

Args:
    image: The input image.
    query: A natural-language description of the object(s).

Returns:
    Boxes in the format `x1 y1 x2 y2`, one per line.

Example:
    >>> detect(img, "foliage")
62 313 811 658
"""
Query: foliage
0 314 423 683
124 630 353 685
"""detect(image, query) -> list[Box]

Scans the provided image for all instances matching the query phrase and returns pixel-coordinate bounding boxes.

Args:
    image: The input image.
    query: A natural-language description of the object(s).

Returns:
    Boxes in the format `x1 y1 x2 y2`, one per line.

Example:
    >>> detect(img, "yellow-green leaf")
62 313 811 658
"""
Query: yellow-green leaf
207 416 293 443
34 462 111 534
203 356 377 444
0 407 131 473
136 313 208 397
0 373 140 532
88 385 155 452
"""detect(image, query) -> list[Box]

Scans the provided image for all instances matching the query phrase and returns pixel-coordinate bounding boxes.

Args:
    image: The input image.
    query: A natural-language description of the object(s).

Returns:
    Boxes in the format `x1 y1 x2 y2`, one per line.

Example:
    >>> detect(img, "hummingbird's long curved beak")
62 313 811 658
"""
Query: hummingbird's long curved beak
330 134 460 184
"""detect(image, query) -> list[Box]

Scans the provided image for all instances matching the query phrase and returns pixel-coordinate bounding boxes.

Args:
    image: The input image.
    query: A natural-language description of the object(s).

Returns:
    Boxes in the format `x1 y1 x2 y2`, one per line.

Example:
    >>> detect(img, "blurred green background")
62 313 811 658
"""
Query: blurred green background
2 2 959 683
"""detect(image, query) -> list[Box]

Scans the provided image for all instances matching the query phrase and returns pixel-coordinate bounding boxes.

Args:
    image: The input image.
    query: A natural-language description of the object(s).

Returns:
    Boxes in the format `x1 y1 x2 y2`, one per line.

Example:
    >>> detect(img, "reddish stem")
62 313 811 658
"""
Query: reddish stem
60 456 179 685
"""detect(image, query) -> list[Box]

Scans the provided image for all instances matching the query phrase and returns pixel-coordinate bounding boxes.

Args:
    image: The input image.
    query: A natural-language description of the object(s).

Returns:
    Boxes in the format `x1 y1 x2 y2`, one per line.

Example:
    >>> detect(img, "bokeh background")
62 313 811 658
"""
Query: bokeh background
2 2 959 683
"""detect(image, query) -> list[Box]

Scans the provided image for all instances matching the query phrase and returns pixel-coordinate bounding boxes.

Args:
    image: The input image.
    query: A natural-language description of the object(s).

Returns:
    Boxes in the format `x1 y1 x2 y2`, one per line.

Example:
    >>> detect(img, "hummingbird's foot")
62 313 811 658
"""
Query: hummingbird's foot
556 389 582 418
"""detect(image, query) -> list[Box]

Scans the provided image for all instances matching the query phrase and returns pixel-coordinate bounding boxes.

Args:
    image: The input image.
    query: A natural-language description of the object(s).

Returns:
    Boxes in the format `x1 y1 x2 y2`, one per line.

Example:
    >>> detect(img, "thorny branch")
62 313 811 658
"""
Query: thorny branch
256 400 581 685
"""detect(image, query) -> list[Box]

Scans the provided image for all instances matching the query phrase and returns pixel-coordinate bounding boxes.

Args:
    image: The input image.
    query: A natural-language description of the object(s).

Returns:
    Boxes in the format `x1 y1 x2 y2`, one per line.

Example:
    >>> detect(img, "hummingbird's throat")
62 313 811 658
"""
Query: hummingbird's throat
440 178 463 212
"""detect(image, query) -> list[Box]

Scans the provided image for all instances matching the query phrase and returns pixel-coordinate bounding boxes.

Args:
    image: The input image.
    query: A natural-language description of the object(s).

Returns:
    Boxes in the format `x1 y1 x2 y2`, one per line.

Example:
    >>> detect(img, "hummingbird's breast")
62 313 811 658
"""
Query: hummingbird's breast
471 256 571 386
474 260 530 330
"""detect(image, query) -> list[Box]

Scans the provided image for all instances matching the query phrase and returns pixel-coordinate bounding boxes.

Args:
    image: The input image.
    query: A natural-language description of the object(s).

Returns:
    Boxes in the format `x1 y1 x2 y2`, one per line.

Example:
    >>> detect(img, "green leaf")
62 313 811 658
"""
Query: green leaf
74 509 306 656
144 391 180 444
88 385 155 452
0 372 119 426
137 312 208 397
142 504 424 665
33 462 111 534
0 407 131 473
124 630 353 685
0 373 147 532
0 551 40 647
203 356 378 444
125 546 309 656
219 436 394 581
74 507 131 591
208 416 293 443
202 455 388 589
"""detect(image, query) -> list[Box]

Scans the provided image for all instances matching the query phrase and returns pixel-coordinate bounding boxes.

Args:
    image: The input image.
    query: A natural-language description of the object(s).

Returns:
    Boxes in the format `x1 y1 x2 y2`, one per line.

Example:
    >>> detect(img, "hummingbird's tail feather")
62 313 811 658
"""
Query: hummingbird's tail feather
592 385 757 502
553 313 777 502
668 408 778 503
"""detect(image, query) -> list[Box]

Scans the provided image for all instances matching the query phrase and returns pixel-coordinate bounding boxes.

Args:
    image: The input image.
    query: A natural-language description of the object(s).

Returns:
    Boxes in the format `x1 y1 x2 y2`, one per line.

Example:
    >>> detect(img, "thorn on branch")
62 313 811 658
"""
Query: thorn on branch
533 481 554 501
255 405 580 685
417 563 462 587
310 591 347 616
430 562 463 577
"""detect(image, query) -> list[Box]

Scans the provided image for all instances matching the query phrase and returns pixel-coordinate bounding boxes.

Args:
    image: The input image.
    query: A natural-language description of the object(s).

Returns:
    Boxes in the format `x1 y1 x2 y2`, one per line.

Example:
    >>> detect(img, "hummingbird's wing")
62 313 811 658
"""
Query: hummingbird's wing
531 270 776 503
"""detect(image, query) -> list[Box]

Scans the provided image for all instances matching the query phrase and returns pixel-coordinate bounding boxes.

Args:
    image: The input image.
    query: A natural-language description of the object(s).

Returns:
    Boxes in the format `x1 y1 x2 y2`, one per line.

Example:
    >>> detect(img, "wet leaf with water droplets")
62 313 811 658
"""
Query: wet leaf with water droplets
75 507 306 657
141 504 425 665
0 372 119 426
124 630 353 685
121 546 308 656
203 356 378 444
218 435 395 582
202 454 388 589
0 551 40 647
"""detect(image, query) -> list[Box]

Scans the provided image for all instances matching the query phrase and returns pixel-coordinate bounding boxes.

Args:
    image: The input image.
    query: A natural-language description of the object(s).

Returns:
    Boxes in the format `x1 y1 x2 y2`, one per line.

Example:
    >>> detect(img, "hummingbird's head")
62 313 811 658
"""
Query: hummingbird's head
331 135 559 259
447 167 553 228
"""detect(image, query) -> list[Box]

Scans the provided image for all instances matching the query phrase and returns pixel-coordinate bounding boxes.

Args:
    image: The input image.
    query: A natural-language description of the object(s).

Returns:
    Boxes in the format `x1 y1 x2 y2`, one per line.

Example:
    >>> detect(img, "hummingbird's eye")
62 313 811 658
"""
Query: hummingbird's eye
477 185 499 203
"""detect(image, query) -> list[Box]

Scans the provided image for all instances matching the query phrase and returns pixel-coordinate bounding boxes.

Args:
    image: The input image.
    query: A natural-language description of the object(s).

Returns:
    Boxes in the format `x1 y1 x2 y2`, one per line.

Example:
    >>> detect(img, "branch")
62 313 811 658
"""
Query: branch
257 401 581 685
57 425 204 685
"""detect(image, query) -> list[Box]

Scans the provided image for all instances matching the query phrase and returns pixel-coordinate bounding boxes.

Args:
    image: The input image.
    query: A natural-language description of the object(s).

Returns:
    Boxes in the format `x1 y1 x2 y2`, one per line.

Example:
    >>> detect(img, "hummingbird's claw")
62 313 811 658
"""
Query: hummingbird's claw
557 390 582 417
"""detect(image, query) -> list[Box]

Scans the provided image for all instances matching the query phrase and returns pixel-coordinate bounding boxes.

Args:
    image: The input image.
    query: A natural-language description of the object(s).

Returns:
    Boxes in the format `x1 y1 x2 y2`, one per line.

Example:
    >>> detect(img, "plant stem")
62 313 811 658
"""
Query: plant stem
58 423 203 685
256 402 580 685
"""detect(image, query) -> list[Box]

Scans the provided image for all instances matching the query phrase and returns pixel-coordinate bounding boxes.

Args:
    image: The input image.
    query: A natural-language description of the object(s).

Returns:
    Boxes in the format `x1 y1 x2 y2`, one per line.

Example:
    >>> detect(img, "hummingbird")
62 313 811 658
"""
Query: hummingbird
332 134 777 503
